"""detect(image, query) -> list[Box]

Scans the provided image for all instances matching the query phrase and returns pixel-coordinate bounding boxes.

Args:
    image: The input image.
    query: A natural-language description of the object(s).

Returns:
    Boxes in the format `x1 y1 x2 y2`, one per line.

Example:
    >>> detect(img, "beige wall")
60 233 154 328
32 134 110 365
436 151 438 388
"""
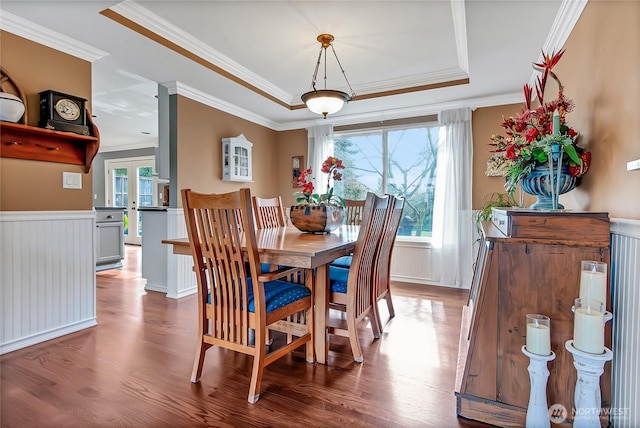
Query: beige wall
470 1 639 219
0 31 93 211
558 0 639 219
175 96 282 205
276 129 308 208
471 104 536 209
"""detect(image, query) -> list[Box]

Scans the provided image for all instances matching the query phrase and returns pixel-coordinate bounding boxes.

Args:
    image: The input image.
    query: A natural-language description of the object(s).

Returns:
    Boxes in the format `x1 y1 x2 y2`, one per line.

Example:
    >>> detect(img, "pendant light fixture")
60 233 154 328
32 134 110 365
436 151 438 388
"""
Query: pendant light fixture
301 34 356 119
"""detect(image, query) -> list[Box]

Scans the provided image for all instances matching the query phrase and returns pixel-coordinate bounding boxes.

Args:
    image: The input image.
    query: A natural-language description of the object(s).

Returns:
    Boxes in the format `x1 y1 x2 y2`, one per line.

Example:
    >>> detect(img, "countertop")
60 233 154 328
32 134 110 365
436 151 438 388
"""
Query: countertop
138 207 169 212
95 206 125 211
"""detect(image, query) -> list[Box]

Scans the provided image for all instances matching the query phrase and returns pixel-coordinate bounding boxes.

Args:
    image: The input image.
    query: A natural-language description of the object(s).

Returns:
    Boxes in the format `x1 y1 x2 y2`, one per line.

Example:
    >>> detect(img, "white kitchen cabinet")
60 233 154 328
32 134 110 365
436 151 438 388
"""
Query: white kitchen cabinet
95 208 125 271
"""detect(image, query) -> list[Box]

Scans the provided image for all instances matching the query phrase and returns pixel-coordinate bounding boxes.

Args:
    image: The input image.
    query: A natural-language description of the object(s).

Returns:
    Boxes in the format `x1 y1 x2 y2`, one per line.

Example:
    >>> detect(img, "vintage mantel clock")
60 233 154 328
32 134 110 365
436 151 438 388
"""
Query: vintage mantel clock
39 90 89 135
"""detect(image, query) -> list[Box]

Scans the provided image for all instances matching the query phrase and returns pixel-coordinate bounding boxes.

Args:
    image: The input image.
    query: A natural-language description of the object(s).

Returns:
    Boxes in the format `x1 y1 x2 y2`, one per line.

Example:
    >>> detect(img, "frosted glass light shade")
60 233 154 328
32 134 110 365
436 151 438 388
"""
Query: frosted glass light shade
301 89 350 118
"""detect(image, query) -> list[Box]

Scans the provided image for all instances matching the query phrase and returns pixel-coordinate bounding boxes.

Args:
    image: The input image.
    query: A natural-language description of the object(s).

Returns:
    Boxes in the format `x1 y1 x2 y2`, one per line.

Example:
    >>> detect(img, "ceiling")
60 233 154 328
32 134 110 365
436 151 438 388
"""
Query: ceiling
0 1 584 153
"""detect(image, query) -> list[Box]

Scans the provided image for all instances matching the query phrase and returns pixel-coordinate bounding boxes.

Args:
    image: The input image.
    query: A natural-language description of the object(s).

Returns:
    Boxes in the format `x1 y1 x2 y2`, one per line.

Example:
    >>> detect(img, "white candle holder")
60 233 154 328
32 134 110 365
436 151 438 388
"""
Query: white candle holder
522 345 556 428
565 340 613 428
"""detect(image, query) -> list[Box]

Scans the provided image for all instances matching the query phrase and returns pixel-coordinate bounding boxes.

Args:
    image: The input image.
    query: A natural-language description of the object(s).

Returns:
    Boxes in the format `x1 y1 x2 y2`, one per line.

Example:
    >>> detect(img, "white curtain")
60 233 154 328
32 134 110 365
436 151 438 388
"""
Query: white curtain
432 108 474 288
307 124 334 194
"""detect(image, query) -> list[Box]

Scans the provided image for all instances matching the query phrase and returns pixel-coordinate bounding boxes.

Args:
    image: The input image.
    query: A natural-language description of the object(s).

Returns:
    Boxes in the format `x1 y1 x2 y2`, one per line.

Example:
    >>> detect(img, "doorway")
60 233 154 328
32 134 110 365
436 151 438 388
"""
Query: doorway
105 156 157 245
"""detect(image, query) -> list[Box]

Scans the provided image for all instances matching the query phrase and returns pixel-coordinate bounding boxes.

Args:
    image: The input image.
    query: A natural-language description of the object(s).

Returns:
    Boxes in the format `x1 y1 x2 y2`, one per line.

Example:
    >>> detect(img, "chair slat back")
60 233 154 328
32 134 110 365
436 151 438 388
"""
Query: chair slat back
374 196 405 299
182 188 260 347
348 193 390 319
344 199 366 225
252 196 287 229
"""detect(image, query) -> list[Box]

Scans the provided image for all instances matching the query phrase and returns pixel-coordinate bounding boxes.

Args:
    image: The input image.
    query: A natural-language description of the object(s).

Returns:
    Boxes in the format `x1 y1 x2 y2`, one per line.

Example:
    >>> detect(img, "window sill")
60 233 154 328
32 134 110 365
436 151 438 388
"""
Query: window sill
394 236 432 248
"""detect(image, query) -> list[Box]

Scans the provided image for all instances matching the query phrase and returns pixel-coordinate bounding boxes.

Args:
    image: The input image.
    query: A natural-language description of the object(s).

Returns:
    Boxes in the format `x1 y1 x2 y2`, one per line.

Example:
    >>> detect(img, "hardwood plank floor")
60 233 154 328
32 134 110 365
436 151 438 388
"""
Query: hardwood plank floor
1 245 491 427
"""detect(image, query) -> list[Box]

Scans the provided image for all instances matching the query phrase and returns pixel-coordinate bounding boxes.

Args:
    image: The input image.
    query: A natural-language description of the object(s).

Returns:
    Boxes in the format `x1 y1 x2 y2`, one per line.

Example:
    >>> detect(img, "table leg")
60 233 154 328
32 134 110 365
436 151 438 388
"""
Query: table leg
305 268 315 363
314 264 330 364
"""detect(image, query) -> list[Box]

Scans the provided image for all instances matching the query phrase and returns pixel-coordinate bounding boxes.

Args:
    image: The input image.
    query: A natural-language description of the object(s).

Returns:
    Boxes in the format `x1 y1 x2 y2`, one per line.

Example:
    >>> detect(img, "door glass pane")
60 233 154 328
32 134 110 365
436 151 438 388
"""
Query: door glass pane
137 166 154 237
114 168 129 236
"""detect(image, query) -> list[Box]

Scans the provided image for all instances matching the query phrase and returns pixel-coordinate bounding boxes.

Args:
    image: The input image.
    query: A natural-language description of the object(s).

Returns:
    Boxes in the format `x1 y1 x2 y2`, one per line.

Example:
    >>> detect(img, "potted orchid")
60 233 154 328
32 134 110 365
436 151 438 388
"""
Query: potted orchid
293 156 346 207
290 156 346 233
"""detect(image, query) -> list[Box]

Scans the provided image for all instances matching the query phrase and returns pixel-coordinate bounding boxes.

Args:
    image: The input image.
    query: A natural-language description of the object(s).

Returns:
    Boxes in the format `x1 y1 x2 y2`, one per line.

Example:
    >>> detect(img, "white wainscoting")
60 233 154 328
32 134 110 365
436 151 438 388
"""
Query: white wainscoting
390 238 434 285
166 208 197 298
609 218 640 427
140 208 196 299
0 211 96 355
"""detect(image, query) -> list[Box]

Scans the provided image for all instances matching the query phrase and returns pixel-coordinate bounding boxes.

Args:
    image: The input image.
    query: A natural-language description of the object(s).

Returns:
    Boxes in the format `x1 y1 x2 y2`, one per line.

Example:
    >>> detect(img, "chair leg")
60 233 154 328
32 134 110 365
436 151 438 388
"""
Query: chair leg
191 339 210 383
371 300 383 337
370 310 382 340
248 328 267 403
305 306 314 363
385 293 395 318
346 313 364 363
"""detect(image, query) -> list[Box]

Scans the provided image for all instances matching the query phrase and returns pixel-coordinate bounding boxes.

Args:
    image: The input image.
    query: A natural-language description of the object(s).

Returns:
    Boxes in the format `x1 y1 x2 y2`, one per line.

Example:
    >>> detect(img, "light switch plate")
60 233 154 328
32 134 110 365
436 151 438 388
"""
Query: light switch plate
63 172 82 189
627 159 640 171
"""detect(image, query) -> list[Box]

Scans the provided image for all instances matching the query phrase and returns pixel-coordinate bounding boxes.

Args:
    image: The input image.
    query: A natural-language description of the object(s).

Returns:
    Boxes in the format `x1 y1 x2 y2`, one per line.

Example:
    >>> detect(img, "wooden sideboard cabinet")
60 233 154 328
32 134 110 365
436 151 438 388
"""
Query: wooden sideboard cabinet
455 209 611 427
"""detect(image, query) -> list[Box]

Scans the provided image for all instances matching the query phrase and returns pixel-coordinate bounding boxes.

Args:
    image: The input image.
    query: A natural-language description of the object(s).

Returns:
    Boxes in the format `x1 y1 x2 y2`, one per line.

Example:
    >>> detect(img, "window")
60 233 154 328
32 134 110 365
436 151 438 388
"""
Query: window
334 124 440 237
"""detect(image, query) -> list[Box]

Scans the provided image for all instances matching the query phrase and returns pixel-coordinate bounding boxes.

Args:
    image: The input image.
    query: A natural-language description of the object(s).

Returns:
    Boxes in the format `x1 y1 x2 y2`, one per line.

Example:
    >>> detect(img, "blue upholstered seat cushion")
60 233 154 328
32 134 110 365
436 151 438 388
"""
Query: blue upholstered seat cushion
329 265 350 294
330 255 352 269
208 278 310 313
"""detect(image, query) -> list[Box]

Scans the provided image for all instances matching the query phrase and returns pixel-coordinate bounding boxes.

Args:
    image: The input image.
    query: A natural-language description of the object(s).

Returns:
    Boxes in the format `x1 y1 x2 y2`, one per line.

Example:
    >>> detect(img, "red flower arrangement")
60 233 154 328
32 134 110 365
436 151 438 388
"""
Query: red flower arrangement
487 49 591 194
294 156 346 207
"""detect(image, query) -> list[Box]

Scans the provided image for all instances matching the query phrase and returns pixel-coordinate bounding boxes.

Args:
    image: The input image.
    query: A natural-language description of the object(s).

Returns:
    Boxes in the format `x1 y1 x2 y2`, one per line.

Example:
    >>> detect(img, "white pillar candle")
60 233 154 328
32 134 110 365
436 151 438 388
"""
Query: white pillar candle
526 314 551 356
552 109 561 135
573 299 605 354
579 261 607 307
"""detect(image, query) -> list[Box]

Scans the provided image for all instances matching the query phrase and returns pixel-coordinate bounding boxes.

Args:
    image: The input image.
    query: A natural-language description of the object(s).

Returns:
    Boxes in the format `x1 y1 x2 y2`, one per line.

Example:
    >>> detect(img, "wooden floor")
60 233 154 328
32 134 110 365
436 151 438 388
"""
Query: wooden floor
1 245 491 427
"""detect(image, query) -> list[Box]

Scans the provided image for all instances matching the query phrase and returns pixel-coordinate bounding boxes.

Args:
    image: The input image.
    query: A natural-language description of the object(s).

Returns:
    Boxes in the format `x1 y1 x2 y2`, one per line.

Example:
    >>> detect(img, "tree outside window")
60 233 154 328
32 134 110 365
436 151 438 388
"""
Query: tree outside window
333 125 439 237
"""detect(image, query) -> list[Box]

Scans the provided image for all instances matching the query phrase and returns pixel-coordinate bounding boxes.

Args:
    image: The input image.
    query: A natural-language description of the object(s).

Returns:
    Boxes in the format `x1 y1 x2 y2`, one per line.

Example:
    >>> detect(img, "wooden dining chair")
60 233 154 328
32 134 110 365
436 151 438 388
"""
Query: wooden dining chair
327 192 390 362
344 198 366 226
330 198 366 269
252 196 287 229
252 195 306 345
182 188 313 403
371 195 405 332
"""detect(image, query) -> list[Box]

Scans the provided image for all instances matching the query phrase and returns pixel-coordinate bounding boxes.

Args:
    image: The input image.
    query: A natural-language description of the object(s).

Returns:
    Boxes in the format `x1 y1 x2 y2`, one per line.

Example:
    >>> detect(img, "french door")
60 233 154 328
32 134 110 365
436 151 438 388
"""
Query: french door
105 156 156 245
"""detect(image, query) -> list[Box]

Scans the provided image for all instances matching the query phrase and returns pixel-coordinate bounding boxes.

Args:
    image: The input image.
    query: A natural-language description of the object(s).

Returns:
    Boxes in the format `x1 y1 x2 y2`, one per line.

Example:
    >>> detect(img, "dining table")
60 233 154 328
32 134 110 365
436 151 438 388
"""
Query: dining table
162 224 360 364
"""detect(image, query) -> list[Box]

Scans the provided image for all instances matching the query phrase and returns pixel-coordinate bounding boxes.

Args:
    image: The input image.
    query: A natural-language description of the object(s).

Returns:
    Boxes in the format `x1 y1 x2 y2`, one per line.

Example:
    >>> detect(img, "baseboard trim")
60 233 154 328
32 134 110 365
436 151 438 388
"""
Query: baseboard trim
0 318 97 355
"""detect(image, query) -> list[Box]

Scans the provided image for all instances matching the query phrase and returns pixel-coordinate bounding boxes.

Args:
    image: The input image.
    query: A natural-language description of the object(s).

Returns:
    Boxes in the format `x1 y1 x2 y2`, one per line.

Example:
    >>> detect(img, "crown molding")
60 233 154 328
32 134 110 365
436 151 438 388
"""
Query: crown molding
0 10 108 62
107 1 293 104
344 68 470 97
450 0 469 74
161 81 280 130
105 1 472 109
277 92 525 131
528 0 588 90
161 76 523 132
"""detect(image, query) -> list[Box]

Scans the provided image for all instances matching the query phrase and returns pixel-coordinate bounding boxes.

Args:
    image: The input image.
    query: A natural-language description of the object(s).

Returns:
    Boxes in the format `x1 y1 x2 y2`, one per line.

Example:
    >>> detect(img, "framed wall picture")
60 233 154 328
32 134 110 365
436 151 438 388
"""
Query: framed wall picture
292 155 304 187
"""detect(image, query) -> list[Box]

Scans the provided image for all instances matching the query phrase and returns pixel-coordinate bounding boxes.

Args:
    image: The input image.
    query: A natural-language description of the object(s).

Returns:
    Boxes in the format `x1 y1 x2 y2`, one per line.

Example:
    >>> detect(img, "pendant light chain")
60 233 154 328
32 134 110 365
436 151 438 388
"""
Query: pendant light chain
309 45 324 91
330 45 356 99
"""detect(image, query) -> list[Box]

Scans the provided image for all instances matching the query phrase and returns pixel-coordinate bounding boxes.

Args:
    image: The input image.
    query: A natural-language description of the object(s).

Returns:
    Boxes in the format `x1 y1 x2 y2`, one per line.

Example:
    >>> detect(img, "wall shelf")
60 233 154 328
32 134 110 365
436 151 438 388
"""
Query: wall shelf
0 114 100 173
